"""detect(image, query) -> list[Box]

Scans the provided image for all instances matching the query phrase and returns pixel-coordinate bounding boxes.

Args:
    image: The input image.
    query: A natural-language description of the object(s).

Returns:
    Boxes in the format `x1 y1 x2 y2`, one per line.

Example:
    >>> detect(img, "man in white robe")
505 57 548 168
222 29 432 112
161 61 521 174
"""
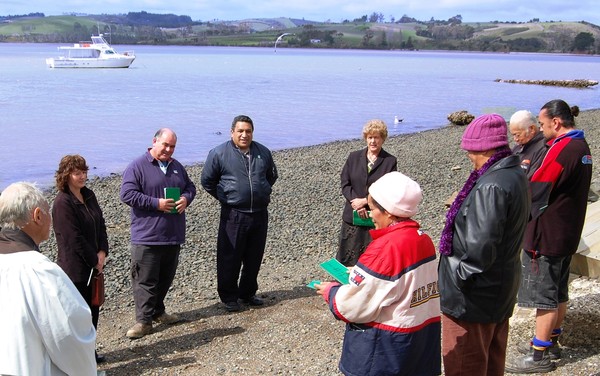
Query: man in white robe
0 182 97 376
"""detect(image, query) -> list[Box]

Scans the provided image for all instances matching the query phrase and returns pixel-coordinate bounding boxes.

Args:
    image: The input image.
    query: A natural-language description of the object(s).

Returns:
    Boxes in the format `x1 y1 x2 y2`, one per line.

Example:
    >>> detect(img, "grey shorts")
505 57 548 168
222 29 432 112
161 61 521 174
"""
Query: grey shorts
517 250 571 309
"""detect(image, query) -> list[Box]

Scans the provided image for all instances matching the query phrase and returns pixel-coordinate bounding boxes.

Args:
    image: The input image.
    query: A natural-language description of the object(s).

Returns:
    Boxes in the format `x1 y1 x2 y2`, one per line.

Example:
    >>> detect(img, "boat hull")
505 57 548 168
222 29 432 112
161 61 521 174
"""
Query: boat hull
46 57 135 68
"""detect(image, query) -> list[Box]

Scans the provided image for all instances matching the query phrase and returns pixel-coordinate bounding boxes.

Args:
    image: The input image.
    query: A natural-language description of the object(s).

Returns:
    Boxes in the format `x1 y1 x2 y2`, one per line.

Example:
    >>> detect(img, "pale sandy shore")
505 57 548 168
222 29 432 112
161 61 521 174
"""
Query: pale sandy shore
39 109 600 375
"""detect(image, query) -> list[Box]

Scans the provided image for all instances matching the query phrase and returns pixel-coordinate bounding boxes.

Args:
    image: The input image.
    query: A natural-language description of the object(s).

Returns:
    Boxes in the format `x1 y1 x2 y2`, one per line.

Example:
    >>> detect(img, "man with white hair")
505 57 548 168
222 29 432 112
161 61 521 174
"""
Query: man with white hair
509 109 548 179
0 182 97 376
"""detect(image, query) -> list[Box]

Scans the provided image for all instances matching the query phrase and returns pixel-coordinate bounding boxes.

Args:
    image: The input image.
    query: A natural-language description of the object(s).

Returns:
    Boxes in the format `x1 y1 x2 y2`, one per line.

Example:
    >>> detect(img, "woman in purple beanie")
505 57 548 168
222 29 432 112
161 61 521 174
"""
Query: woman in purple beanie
438 114 530 376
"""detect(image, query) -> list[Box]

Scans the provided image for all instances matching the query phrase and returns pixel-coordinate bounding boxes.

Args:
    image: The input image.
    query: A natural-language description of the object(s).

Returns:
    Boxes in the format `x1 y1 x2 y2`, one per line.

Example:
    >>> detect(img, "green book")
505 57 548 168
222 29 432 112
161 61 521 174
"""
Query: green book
164 187 180 214
352 209 374 227
320 258 350 284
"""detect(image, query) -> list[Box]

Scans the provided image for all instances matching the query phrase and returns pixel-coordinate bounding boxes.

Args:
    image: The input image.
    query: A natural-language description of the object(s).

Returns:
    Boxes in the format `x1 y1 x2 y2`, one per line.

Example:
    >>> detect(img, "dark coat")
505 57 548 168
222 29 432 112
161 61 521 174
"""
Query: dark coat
524 130 592 257
512 131 548 179
52 187 109 283
438 155 530 323
341 147 397 224
201 140 277 213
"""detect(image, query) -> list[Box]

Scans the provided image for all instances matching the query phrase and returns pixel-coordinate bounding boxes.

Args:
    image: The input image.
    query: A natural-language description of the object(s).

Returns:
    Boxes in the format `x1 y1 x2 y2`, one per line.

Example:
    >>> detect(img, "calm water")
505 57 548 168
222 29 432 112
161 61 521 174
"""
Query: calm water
1 44 599 189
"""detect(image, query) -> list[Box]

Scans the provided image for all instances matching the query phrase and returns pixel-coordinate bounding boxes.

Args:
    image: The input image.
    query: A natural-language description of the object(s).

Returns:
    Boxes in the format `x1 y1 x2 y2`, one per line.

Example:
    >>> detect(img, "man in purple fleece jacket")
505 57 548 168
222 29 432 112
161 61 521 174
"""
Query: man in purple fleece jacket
120 128 196 339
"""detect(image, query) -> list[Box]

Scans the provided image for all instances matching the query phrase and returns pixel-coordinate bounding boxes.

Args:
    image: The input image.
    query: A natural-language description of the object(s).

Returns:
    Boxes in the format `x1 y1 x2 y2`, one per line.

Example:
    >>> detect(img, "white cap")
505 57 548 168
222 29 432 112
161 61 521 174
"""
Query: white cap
368 172 422 218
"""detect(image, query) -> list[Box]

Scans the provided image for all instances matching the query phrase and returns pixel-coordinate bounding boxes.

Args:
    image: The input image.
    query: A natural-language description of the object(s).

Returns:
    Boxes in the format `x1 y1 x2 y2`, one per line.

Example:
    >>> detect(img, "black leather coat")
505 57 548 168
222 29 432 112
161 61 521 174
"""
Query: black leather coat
438 155 530 323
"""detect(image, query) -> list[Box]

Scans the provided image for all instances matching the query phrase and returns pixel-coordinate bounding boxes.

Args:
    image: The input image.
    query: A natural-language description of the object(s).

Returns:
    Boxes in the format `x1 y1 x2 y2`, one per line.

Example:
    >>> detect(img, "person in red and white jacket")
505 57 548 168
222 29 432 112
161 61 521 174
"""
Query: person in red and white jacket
316 172 440 376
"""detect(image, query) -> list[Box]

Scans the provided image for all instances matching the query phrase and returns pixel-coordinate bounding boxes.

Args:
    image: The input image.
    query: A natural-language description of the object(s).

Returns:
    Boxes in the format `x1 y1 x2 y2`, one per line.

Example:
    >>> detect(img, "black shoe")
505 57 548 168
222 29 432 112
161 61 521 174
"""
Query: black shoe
95 352 106 364
517 341 562 360
505 353 556 374
241 296 264 306
224 301 241 312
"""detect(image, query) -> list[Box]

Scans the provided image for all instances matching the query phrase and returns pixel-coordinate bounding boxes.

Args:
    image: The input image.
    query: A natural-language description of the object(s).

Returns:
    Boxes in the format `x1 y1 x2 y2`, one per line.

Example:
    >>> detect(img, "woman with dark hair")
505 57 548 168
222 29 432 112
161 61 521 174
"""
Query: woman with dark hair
52 154 108 364
337 119 397 266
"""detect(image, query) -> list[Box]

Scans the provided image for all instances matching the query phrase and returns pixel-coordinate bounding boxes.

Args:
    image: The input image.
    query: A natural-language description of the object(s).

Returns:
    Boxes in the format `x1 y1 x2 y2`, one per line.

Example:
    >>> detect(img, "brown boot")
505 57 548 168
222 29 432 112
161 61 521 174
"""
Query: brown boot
152 312 181 325
126 322 152 339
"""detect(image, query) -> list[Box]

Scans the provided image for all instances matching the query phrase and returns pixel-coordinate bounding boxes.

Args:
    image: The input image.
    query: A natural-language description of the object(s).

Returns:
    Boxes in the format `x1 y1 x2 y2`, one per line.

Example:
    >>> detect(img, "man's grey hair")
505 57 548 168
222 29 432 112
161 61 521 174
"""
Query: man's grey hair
509 110 537 130
0 182 49 229
154 128 177 141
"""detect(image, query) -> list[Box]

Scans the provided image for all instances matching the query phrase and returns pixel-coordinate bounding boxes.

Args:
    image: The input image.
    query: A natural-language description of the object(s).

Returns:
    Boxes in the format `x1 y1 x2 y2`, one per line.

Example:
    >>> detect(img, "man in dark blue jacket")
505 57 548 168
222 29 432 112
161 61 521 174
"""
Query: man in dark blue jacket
201 115 278 312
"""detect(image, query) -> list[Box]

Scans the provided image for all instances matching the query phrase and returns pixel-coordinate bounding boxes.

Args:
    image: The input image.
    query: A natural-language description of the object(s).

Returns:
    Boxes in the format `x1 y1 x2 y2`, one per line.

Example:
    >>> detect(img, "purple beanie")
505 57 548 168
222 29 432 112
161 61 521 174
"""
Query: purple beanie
461 114 509 152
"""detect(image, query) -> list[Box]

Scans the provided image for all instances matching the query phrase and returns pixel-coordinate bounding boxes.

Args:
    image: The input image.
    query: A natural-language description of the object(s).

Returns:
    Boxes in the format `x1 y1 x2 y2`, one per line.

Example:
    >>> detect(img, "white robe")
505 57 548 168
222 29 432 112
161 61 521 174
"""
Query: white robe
0 250 96 376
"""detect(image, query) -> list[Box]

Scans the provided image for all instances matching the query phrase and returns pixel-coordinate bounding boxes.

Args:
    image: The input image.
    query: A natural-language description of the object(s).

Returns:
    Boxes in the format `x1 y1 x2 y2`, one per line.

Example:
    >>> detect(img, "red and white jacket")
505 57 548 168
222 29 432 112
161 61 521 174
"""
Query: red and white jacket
322 220 441 376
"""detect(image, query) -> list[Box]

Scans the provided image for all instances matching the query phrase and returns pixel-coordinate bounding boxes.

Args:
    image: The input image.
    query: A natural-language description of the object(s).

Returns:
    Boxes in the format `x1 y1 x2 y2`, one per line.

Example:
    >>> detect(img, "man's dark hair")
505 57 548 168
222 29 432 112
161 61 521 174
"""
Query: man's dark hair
231 115 254 131
541 99 580 128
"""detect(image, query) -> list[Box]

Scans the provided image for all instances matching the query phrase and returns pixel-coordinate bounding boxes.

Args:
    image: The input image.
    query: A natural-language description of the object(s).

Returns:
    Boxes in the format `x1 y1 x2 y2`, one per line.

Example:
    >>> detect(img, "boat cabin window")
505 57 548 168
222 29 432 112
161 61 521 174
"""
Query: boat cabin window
62 49 101 58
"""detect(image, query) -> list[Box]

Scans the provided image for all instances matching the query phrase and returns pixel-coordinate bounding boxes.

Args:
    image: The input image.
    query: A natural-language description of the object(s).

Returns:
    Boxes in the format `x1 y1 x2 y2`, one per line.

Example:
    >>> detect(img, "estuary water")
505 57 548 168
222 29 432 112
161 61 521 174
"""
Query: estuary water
1 43 599 189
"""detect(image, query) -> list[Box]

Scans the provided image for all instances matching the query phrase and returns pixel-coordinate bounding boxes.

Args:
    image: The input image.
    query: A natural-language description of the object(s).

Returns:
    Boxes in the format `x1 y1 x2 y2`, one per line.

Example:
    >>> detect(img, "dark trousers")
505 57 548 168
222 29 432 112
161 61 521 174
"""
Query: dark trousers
442 313 509 376
217 206 268 303
74 280 100 330
130 244 180 324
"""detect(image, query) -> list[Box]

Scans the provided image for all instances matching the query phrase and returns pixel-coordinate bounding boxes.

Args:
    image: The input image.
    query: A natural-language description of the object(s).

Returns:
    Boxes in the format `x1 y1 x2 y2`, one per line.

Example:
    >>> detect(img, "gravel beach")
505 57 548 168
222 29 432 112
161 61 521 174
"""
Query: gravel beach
39 109 600 376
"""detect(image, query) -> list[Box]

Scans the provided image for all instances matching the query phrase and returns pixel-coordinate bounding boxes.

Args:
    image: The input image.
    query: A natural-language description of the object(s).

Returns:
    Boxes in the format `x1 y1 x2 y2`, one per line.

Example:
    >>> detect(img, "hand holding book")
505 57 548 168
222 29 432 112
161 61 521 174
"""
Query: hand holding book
164 187 181 214
307 258 351 291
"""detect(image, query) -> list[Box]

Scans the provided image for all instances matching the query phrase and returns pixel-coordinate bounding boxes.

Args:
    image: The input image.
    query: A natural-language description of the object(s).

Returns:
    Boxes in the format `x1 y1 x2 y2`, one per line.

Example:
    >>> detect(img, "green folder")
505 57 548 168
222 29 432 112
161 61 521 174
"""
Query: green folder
164 187 180 214
320 258 350 284
352 209 374 227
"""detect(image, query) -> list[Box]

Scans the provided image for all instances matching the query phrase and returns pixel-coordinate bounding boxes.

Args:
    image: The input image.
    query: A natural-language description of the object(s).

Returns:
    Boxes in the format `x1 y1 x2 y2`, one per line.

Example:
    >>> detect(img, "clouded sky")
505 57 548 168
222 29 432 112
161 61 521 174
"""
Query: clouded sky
4 0 599 25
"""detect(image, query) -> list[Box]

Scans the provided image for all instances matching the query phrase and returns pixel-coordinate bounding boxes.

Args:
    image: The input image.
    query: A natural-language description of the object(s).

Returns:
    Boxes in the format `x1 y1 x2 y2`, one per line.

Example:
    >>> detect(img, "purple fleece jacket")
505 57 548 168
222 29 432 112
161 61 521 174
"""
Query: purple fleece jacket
120 151 196 245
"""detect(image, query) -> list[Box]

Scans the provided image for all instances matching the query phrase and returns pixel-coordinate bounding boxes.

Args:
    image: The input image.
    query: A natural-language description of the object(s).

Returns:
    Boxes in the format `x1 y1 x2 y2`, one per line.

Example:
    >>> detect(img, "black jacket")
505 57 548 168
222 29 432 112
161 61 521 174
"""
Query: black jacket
438 155 530 323
340 148 397 224
201 140 278 213
52 187 109 283
512 131 548 179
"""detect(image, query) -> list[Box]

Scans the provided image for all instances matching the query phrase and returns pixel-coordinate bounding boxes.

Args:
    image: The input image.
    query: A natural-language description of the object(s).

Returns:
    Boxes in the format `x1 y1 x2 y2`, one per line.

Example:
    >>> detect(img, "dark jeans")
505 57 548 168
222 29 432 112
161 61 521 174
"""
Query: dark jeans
217 206 268 303
74 280 100 330
130 244 180 324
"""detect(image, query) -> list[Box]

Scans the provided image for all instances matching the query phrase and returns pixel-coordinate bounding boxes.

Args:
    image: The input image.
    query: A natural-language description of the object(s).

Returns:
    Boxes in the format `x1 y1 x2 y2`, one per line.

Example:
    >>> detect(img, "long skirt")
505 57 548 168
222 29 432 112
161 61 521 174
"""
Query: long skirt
336 221 372 266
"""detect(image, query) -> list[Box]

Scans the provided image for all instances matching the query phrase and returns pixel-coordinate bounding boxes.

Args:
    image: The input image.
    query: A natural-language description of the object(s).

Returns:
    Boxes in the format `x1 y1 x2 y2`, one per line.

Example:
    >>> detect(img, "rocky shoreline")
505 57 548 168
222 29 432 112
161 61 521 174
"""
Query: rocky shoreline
39 109 600 375
495 79 599 88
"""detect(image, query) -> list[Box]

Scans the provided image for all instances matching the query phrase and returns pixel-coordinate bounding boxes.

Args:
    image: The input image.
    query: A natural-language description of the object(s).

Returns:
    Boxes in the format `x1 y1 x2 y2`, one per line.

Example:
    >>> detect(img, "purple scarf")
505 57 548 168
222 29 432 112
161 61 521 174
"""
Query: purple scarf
438 147 512 256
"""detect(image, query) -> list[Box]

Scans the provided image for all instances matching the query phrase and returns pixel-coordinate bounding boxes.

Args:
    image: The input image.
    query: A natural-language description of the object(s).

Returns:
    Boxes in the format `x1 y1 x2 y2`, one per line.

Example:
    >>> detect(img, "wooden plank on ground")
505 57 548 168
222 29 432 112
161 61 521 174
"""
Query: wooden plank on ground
573 201 600 277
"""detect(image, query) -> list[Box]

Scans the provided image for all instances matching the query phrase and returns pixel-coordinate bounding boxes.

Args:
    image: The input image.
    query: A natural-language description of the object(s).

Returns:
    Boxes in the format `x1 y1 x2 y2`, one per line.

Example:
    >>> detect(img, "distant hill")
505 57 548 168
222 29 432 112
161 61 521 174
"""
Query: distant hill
0 13 598 53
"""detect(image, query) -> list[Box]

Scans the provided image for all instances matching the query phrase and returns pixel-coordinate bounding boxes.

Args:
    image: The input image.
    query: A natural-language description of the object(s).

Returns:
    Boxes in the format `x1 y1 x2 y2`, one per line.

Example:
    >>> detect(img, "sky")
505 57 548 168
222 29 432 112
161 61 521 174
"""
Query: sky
3 0 600 26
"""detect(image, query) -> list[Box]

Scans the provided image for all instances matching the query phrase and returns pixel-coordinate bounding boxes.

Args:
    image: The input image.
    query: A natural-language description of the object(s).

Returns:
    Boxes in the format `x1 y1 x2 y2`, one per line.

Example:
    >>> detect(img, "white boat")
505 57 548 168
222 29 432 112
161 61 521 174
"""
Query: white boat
46 34 135 68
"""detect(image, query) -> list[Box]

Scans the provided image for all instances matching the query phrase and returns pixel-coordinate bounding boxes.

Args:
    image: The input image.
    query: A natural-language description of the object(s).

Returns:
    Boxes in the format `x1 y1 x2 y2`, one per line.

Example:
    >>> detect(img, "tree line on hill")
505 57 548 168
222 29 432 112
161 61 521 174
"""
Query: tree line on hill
1 11 598 54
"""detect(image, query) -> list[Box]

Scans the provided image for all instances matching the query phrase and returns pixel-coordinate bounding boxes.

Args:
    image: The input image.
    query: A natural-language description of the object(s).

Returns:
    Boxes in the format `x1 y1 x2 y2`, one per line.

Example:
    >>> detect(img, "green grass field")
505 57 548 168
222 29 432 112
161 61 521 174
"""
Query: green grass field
0 16 104 35
1 16 598 52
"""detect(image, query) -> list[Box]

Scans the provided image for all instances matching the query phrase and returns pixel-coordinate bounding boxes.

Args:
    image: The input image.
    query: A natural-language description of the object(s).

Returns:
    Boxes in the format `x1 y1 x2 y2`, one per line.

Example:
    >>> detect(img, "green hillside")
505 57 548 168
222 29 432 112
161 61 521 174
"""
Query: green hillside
0 16 103 34
1 15 598 53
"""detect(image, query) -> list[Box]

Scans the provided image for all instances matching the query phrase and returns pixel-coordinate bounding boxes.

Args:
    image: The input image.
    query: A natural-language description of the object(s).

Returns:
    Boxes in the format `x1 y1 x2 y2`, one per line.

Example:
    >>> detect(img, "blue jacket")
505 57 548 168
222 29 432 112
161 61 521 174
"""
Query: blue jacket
120 151 196 245
201 140 277 212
